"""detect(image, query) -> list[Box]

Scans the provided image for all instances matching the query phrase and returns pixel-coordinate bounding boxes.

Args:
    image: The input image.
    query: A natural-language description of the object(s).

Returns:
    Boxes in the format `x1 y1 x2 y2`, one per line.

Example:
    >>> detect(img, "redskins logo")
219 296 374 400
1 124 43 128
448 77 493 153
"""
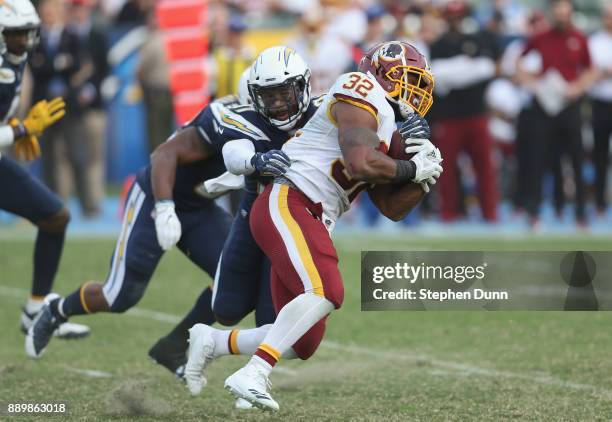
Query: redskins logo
374 42 404 64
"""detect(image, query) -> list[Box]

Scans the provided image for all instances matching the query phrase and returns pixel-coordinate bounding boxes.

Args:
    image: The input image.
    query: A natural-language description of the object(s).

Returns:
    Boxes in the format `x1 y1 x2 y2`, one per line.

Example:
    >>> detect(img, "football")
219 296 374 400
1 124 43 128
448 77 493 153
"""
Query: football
387 130 415 161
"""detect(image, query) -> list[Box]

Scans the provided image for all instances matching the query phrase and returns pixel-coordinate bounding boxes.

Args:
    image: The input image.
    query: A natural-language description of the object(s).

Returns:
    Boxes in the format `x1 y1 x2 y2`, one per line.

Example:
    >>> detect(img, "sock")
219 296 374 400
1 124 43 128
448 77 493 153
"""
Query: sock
249 355 273 377
167 287 216 344
25 297 44 314
60 283 92 317
254 293 334 367
211 325 298 359
31 229 65 297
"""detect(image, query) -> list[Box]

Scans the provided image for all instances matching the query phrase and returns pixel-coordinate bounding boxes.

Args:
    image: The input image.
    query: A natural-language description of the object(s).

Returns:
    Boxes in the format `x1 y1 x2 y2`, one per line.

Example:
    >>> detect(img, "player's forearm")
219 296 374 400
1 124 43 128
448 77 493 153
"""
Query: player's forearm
369 182 425 221
151 145 178 201
353 149 400 184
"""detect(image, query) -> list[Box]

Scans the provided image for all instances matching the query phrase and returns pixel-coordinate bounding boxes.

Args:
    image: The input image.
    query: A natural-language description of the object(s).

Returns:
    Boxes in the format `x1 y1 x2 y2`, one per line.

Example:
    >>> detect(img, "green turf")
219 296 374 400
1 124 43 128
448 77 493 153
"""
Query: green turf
1 235 612 421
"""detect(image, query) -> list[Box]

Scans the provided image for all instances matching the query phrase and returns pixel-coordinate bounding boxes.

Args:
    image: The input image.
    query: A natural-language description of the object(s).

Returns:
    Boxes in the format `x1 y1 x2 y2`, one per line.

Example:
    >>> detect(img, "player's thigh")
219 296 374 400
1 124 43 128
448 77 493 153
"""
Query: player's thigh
252 184 344 308
177 203 232 277
102 182 163 309
212 211 264 320
0 156 64 223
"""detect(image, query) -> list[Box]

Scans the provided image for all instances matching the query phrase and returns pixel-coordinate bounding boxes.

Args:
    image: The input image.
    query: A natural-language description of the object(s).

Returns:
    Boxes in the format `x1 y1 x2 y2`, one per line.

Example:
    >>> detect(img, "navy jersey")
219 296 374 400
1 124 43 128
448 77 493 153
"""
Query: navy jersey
138 96 322 210
0 56 26 123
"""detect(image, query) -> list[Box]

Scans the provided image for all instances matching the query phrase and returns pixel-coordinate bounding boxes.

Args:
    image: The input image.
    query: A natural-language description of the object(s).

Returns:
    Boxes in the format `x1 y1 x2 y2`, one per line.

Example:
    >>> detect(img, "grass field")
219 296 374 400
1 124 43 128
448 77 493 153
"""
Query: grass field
1 234 612 421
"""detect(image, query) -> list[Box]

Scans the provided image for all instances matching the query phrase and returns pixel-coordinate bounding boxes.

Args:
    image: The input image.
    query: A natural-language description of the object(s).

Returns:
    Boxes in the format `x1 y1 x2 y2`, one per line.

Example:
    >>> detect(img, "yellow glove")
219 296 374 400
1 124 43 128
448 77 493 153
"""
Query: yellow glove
22 97 66 137
13 134 41 161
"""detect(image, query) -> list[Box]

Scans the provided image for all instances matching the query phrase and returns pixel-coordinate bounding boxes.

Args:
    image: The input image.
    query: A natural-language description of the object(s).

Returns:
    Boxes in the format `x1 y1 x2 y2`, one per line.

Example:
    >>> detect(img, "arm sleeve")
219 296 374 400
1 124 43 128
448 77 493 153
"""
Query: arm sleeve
222 138 256 175
0 125 15 147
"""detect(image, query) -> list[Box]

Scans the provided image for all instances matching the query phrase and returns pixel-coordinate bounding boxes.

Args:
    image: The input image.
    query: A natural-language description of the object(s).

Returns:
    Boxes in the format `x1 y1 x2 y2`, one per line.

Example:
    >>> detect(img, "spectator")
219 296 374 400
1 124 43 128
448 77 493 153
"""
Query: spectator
67 0 109 216
346 4 388 72
499 10 549 211
136 10 174 153
29 0 90 214
516 0 598 227
210 14 254 100
429 0 501 222
115 0 153 27
588 2 612 214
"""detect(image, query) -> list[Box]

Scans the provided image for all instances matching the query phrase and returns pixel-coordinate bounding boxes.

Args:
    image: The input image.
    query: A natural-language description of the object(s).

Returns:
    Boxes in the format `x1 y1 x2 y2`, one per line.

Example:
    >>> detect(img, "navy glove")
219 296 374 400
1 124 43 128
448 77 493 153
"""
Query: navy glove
399 114 430 140
250 150 291 176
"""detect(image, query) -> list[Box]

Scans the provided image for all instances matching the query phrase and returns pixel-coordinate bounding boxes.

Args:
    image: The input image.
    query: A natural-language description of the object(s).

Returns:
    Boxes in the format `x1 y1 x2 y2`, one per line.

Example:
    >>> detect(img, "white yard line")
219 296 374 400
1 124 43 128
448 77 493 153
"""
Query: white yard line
2 284 610 398
64 367 113 378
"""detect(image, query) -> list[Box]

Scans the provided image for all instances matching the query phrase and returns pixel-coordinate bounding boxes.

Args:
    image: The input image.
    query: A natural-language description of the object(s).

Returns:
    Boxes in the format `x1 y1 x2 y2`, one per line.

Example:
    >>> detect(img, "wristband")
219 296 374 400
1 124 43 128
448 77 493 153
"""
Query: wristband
392 159 416 183
10 120 27 139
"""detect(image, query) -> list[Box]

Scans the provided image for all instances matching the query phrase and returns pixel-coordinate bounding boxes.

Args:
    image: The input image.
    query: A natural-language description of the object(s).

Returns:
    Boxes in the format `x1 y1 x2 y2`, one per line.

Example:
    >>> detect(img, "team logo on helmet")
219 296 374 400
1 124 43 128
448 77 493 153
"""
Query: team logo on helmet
375 42 404 63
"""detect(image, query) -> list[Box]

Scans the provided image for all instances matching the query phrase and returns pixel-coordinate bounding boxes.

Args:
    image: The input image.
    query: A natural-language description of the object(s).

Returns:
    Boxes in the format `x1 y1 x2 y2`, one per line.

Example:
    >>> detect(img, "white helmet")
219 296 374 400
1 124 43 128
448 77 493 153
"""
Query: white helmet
248 46 311 131
0 0 40 63
237 66 252 105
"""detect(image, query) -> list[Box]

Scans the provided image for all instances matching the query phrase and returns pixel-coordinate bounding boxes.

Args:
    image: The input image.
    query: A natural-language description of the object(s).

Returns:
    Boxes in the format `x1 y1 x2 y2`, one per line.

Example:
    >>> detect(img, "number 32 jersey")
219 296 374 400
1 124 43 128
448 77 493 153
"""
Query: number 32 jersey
282 71 397 225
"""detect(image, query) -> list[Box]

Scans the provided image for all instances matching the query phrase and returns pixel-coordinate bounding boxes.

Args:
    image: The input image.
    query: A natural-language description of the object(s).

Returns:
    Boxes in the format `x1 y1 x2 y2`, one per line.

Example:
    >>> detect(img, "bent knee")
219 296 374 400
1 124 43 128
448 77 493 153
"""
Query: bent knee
37 207 70 233
213 314 242 327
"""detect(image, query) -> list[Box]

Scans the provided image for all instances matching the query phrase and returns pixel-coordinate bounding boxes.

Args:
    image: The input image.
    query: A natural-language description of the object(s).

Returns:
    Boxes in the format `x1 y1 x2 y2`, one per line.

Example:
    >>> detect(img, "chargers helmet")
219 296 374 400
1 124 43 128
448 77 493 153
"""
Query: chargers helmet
0 0 40 62
248 46 311 131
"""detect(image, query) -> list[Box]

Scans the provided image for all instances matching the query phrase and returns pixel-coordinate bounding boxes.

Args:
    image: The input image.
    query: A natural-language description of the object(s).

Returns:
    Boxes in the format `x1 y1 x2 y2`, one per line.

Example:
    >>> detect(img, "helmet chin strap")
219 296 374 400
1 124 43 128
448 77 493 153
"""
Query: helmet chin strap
5 51 27 65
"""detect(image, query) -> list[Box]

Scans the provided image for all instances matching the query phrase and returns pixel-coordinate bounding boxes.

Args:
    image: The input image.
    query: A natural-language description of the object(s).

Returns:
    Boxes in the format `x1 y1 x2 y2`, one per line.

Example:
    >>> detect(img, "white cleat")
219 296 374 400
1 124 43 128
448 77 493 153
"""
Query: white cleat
224 364 279 412
235 398 254 410
184 324 216 396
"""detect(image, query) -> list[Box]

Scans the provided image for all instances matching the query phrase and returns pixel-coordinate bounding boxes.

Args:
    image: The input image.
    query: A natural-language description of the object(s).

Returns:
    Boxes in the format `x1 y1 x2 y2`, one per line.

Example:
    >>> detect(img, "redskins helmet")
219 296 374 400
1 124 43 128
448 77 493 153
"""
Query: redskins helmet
358 41 434 118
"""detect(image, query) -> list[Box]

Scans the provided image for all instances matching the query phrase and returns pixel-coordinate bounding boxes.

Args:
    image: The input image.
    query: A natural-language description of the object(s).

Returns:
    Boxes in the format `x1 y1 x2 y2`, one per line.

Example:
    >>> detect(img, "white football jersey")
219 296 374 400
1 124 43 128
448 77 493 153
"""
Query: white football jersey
282 71 397 227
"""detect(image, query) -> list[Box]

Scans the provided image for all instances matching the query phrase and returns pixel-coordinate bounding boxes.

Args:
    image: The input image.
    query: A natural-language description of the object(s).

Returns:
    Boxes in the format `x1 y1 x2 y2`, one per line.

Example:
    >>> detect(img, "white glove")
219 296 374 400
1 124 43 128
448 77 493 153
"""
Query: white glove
409 147 443 184
153 200 182 251
404 138 437 155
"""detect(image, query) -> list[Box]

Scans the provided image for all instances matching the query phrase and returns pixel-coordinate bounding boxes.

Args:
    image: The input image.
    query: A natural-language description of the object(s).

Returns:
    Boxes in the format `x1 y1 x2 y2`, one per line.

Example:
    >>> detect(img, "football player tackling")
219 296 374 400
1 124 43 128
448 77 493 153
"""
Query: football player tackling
185 41 442 411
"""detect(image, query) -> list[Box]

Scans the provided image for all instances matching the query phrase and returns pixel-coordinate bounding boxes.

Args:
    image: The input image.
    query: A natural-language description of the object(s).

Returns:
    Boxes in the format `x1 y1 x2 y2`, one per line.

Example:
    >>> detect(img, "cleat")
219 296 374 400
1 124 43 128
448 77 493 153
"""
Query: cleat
148 336 188 380
53 322 90 339
25 293 66 358
224 364 279 412
184 324 216 396
235 398 254 410
21 306 90 339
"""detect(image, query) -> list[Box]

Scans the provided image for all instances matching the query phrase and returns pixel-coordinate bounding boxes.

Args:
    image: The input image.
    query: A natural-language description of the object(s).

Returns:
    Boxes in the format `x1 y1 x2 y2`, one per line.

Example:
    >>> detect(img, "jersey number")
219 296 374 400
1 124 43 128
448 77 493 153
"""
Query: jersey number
331 159 368 202
342 73 374 98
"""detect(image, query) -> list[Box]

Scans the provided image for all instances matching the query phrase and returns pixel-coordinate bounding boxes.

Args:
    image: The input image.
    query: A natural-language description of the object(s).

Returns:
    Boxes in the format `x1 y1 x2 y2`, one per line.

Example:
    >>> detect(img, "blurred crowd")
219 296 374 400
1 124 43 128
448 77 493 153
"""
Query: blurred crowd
17 0 612 228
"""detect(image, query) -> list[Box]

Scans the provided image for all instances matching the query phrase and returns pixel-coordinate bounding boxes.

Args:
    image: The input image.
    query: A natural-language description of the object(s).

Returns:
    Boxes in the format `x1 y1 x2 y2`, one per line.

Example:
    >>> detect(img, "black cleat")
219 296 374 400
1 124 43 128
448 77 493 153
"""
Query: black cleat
148 336 188 380
25 294 66 358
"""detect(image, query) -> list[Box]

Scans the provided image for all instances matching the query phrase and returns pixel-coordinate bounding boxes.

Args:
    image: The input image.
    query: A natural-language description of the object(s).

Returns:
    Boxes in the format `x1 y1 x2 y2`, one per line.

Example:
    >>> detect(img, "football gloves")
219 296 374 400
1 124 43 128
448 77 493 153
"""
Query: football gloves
22 97 66 138
399 114 430 140
9 118 41 161
409 147 443 193
250 150 291 177
153 200 182 251
14 135 41 161
400 115 441 193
